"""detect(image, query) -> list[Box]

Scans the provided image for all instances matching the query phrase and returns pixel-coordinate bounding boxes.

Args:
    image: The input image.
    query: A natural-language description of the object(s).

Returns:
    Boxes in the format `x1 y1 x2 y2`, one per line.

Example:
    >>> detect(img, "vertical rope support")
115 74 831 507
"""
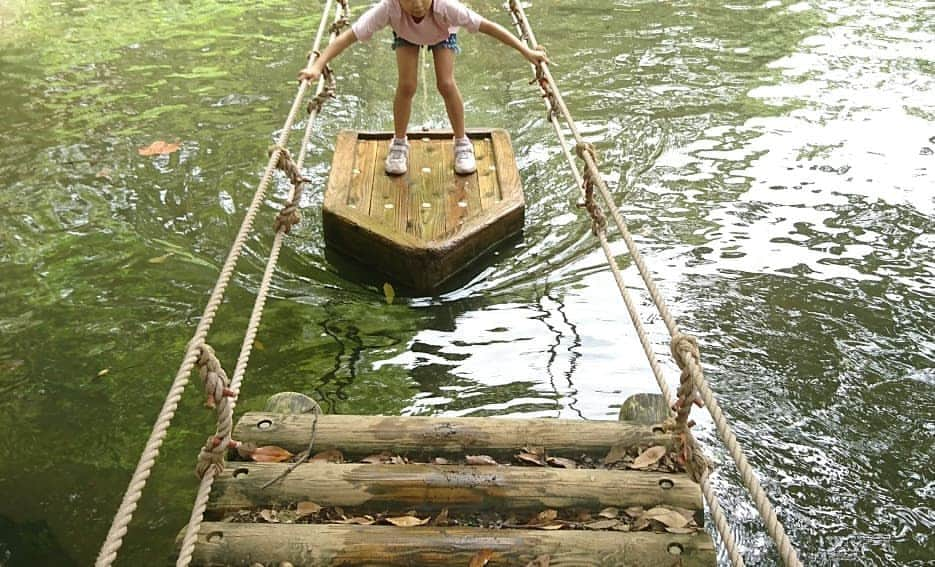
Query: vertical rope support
507 2 801 565
687 356 801 567
173 3 348 565
703 474 746 567
94 2 340 566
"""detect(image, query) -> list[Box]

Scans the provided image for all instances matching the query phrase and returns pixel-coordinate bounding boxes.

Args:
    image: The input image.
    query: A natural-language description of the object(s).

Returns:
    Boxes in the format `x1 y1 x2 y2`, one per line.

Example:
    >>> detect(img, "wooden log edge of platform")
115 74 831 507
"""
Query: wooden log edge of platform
207 462 701 518
183 523 716 566
233 413 674 460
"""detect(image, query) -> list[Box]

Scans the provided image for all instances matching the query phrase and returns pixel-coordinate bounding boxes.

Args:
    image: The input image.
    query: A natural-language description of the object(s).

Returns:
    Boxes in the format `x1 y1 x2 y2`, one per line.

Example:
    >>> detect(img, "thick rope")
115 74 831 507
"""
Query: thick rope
94 2 342 566
174 4 348 566
508 2 801 566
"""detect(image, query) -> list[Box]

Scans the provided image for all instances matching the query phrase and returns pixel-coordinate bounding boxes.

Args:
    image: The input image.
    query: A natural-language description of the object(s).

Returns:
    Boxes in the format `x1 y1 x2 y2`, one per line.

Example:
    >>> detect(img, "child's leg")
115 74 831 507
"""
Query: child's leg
432 46 465 139
393 46 420 139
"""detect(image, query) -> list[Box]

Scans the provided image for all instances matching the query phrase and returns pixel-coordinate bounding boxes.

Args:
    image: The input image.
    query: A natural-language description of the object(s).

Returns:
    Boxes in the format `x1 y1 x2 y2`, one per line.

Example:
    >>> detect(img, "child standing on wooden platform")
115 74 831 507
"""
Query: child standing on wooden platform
298 0 548 176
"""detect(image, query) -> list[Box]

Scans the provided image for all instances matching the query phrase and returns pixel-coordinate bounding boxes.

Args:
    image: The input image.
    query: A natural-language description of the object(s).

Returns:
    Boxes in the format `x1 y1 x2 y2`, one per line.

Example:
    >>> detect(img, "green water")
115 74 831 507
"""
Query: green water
0 0 932 564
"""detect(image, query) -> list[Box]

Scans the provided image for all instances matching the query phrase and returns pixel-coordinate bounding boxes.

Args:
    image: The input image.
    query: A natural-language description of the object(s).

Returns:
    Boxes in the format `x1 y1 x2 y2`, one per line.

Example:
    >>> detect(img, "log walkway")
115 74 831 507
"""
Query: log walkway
179 400 715 566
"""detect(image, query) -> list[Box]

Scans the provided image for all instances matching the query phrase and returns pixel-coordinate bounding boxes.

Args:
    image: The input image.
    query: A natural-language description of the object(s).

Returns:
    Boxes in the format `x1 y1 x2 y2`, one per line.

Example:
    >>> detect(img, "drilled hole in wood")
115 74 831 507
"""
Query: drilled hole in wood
667 543 684 555
257 419 273 430
652 426 665 434
233 468 249 479
659 478 674 490
207 531 224 543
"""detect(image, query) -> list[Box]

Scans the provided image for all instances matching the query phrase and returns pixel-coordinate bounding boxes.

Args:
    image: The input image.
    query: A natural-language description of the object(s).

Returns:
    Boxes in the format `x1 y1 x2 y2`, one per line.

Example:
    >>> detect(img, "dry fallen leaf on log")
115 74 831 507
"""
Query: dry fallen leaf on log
337 516 375 525
643 506 690 529
630 445 667 469
516 452 547 466
250 445 294 463
311 449 344 463
361 452 392 464
469 549 494 567
598 507 619 519
546 456 577 469
296 501 322 517
665 526 697 534
533 509 558 524
385 515 430 527
138 140 181 156
465 455 498 466
432 507 449 526
603 444 629 465
259 509 278 523
585 519 620 530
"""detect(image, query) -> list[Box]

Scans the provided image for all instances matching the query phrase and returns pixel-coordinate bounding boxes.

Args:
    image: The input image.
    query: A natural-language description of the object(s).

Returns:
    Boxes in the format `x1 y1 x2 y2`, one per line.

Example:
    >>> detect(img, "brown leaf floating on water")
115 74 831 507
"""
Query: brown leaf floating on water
630 445 667 469
138 140 181 156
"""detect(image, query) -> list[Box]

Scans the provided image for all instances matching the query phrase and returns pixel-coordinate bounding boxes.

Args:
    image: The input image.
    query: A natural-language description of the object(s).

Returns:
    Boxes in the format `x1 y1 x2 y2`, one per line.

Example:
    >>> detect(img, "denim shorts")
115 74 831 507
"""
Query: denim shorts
391 32 460 54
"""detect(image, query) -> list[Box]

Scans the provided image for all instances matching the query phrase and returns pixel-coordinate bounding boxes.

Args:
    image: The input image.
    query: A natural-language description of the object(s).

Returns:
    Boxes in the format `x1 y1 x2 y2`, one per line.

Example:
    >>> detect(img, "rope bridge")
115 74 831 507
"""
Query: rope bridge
95 1 802 565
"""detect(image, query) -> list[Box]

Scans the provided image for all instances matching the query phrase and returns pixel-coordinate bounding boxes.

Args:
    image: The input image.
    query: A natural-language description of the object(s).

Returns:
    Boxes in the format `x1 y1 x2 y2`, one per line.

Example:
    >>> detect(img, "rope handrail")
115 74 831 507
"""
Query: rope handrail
94 1 342 565
174 2 348 564
507 1 801 565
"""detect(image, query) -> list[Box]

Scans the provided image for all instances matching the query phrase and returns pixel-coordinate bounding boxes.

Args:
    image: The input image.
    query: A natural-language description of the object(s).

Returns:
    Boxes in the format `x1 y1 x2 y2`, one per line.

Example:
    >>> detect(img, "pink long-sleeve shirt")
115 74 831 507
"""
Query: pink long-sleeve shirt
351 0 483 46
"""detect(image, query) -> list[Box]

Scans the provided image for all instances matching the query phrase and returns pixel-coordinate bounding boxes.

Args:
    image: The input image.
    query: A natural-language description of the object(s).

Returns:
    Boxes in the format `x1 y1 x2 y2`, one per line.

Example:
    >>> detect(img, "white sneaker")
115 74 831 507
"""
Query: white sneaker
385 138 409 175
454 138 476 175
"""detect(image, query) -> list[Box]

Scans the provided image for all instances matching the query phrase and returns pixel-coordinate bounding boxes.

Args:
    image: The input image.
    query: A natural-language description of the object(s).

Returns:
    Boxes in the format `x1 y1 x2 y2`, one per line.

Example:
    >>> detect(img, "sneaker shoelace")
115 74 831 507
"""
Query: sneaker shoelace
388 144 407 161
455 144 473 160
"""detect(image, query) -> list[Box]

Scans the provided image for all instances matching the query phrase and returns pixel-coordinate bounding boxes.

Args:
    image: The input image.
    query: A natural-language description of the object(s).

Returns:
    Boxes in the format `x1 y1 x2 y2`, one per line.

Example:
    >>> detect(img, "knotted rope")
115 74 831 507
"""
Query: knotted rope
271 145 311 234
509 2 801 566
192 344 241 479
95 2 345 566
574 142 607 236
175 2 349 565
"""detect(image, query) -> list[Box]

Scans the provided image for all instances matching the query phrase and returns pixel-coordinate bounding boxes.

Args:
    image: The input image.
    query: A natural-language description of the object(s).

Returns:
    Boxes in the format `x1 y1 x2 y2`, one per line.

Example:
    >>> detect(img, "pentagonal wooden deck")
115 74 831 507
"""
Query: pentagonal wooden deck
322 130 524 292
179 412 716 566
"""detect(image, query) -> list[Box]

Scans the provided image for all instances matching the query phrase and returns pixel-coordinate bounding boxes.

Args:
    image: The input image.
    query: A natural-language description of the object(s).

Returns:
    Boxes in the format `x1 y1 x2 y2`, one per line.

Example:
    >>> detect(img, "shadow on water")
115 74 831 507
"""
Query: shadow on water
0 0 933 565
323 232 526 300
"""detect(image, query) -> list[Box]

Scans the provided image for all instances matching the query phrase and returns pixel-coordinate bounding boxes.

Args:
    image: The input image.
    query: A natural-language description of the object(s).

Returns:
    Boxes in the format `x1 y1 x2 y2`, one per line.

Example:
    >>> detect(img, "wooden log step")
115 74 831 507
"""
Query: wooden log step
234 413 672 460
185 522 715 566
208 462 701 518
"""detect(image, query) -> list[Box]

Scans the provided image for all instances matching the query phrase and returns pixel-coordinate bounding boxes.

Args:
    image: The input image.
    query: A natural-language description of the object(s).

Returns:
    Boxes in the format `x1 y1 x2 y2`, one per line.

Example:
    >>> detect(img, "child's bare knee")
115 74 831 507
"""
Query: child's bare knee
435 78 458 97
396 82 418 99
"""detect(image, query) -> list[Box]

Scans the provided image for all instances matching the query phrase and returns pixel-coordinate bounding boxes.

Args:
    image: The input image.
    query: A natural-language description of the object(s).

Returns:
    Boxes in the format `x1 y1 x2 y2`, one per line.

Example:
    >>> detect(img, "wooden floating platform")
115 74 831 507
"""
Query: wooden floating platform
180 409 716 566
323 129 525 292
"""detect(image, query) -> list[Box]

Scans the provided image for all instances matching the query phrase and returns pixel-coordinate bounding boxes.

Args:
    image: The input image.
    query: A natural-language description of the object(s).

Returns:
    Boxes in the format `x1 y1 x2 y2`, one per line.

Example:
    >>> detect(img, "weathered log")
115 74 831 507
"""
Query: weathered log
618 393 671 425
208 462 700 517
264 392 319 414
183 522 715 566
233 413 674 460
